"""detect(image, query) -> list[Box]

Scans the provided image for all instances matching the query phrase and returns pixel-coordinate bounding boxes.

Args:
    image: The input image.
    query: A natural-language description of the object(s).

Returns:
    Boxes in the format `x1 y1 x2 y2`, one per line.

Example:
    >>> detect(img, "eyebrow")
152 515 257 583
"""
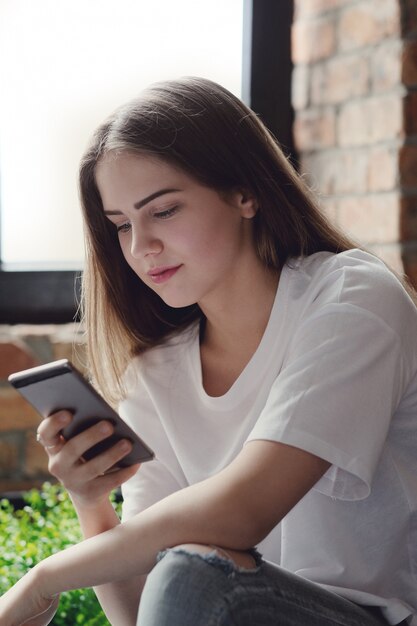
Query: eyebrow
103 188 181 215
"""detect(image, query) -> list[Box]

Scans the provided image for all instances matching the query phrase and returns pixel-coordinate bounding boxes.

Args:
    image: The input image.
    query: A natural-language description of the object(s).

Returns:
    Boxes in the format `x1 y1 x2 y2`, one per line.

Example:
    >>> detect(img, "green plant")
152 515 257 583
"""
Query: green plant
0 482 121 625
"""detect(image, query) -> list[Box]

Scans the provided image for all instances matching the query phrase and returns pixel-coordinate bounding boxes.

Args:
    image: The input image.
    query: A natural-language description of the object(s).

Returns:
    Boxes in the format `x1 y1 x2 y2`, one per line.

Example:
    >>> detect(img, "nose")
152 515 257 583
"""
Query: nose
130 225 163 259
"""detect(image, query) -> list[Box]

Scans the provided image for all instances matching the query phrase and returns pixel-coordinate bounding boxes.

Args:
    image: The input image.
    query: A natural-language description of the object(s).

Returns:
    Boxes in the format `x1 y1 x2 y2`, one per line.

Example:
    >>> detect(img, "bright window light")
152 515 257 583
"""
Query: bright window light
0 0 243 267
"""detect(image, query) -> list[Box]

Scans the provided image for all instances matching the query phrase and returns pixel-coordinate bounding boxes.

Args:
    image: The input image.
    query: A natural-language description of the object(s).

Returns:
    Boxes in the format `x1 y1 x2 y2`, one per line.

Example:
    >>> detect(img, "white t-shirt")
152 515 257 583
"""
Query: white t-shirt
120 249 417 625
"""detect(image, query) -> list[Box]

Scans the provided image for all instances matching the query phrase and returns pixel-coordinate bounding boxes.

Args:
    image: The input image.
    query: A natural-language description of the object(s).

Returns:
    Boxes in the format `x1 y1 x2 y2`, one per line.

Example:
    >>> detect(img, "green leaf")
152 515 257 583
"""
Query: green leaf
0 483 122 625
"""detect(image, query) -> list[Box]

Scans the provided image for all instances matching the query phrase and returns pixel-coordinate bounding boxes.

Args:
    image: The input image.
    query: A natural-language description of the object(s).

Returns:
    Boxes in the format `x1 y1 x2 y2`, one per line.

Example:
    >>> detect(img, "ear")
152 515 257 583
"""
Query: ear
237 189 259 219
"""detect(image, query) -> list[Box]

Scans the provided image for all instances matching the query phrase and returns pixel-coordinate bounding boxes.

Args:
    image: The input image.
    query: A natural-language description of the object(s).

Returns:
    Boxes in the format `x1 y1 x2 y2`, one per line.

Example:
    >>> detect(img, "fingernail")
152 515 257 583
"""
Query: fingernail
119 439 131 452
58 412 70 423
99 422 112 434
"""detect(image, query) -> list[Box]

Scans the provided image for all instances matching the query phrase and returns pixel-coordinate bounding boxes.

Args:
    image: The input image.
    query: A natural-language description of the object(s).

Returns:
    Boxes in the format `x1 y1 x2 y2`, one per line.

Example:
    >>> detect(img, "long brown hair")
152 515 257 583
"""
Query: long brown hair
79 76 356 401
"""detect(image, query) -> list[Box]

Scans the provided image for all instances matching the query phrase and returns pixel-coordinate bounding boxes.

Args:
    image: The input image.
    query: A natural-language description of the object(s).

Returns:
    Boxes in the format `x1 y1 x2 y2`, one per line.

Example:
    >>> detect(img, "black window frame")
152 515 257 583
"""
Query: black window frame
0 0 294 324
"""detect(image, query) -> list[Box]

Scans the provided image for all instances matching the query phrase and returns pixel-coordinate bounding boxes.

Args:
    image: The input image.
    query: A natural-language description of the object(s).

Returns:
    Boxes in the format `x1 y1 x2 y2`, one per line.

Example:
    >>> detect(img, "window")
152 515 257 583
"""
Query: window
0 0 293 323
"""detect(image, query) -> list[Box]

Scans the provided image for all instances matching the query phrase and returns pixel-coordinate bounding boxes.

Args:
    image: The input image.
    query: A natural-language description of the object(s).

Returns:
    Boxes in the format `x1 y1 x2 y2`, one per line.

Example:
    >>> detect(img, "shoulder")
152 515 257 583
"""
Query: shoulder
290 249 415 313
292 248 402 293
284 249 417 348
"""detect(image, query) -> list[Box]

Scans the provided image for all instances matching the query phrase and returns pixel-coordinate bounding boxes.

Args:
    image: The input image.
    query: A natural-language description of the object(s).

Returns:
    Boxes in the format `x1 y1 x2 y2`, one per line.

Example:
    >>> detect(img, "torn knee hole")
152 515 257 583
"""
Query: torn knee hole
166 543 258 571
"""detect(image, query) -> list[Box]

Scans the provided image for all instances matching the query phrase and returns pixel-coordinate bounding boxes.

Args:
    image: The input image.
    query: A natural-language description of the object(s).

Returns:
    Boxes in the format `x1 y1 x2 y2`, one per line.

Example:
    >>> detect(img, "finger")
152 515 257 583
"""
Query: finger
37 411 72 449
61 461 140 504
68 463 141 508
42 436 65 457
47 420 115 479
55 437 137 490
95 462 141 492
83 437 135 477
63 420 115 461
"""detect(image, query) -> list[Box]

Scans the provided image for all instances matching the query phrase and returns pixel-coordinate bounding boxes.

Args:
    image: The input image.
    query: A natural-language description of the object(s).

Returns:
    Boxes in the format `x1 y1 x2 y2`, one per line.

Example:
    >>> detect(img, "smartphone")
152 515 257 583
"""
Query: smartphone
8 359 154 467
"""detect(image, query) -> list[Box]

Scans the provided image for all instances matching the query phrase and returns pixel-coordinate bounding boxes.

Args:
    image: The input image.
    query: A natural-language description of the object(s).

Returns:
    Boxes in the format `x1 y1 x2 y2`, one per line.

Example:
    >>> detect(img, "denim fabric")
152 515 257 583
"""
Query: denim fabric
136 546 395 626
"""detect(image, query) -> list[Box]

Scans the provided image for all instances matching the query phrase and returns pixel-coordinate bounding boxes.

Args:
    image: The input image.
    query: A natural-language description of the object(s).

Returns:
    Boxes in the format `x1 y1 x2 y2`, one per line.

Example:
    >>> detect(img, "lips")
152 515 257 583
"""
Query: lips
147 265 182 284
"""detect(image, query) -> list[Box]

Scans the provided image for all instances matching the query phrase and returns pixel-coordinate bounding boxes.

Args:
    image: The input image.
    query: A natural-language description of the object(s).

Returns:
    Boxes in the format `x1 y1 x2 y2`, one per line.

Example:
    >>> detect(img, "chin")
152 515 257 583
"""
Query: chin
155 290 198 310
162 296 198 309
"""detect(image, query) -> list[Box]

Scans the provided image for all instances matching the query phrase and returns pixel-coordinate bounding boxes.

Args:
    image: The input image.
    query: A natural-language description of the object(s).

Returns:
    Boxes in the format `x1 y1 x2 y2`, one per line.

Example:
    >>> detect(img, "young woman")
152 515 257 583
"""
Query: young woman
1 77 416 626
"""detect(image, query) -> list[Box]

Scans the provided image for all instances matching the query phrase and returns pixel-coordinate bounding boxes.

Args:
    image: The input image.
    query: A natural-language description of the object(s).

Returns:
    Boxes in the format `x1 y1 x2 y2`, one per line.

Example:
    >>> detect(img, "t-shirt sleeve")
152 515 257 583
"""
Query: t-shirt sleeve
247 302 406 501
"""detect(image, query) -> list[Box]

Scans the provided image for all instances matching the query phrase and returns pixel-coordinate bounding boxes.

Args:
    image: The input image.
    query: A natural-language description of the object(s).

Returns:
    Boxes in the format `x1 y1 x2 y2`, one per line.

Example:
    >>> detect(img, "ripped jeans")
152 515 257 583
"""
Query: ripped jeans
136 546 395 626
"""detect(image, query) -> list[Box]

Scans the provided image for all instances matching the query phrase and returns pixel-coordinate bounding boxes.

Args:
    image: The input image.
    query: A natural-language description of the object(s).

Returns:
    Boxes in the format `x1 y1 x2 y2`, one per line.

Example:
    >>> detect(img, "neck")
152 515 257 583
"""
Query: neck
200 265 280 355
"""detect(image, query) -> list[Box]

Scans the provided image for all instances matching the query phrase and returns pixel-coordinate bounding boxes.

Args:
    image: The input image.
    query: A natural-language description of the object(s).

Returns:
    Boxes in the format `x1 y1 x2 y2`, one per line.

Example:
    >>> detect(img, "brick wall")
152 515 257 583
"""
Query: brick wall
292 0 417 285
0 325 85 493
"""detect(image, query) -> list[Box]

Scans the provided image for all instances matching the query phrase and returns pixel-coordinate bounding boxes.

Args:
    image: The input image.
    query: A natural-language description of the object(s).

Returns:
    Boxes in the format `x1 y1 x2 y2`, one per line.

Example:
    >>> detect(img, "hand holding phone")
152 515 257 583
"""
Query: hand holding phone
8 359 154 467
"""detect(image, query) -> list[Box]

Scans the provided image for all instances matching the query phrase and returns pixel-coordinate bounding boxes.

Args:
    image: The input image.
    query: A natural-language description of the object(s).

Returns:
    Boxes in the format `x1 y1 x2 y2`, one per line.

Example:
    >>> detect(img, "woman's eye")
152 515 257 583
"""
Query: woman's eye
153 206 179 220
116 222 131 233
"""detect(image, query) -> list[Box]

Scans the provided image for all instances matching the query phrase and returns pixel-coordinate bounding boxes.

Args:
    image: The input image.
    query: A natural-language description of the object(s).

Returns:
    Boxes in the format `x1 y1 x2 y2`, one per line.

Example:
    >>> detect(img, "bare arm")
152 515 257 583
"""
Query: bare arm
36 412 147 625
72 499 146 626
37 439 330 593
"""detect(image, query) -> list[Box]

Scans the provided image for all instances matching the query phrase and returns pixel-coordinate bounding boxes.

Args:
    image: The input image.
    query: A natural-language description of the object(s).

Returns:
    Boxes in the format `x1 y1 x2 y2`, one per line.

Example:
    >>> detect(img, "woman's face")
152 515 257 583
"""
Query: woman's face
95 152 258 310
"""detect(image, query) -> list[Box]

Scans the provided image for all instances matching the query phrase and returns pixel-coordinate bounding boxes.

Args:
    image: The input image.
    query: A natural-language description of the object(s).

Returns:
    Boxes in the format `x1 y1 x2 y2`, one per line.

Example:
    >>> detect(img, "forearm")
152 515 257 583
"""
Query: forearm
70 493 121 537
37 478 250 600
36 442 329 601
69 495 144 626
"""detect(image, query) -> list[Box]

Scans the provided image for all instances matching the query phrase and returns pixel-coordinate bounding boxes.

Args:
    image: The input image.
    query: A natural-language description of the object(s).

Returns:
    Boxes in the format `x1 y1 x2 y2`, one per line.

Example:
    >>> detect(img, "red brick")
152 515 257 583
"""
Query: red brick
338 93 404 146
399 144 417 187
400 195 417 240
301 149 369 195
337 100 373 147
337 193 400 245
293 107 336 151
338 0 401 51
402 40 417 87
404 92 417 135
368 95 403 142
401 0 417 36
292 16 336 64
368 146 398 192
311 55 370 106
337 93 404 146
0 341 39 381
371 40 403 93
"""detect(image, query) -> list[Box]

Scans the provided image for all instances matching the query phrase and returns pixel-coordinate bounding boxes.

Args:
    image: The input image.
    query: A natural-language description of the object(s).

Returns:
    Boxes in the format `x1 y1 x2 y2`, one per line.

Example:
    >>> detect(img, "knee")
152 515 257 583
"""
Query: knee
141 544 258 606
137 548 212 625
137 546 261 626
141 544 234 601
142 547 201 603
